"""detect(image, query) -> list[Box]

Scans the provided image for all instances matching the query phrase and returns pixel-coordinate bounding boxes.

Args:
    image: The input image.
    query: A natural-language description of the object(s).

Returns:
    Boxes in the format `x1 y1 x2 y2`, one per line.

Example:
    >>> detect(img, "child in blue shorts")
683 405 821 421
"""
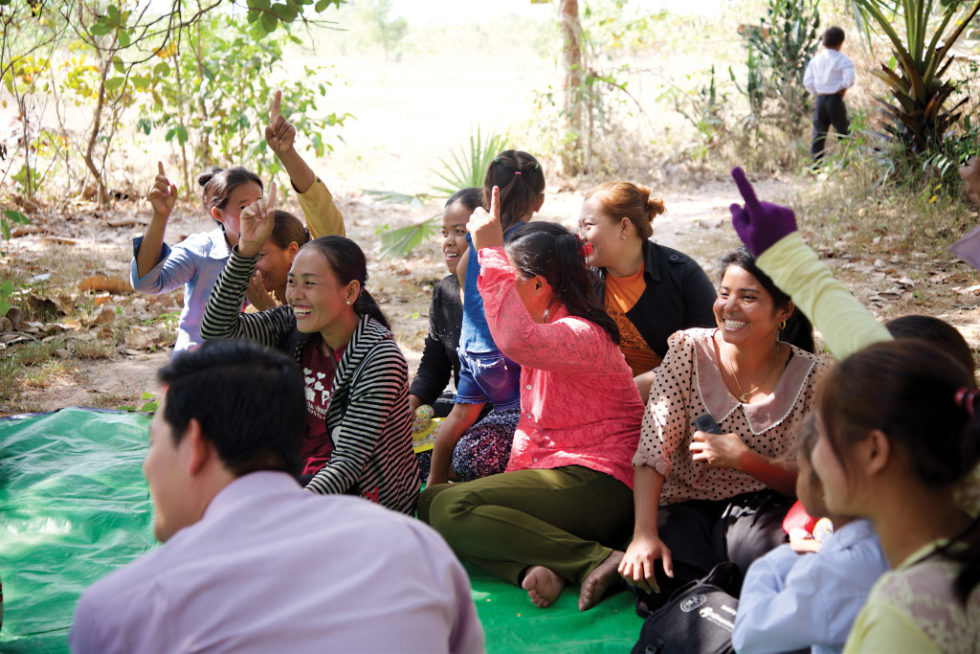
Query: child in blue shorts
425 151 545 486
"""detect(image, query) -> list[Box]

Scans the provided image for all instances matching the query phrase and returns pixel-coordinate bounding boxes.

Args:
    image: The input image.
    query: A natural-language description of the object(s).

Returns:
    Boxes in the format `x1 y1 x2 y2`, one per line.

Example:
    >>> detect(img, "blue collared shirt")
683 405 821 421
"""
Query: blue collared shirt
732 519 889 654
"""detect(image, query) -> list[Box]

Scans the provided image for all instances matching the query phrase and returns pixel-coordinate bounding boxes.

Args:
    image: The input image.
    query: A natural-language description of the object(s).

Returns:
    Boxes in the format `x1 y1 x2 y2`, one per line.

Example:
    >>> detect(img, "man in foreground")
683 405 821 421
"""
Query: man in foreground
70 339 484 654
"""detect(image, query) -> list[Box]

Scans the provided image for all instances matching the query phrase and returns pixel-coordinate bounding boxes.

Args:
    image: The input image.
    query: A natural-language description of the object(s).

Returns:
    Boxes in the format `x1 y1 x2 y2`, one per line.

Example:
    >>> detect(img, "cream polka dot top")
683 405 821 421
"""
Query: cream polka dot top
634 328 829 504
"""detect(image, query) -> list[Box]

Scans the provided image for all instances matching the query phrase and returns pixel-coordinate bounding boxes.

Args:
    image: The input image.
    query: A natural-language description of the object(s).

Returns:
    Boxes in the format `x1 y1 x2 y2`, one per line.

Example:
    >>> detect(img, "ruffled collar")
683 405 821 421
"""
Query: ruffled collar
693 329 818 434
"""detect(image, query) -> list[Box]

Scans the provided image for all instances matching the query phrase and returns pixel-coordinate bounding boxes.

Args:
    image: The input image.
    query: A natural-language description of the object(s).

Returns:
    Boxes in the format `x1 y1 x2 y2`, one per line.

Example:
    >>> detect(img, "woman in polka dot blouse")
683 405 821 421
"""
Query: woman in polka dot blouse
617 247 829 613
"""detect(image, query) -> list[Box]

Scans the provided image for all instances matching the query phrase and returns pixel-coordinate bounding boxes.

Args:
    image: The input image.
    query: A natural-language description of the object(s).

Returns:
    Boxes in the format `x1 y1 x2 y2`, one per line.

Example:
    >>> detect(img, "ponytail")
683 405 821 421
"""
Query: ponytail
507 222 620 345
353 288 390 330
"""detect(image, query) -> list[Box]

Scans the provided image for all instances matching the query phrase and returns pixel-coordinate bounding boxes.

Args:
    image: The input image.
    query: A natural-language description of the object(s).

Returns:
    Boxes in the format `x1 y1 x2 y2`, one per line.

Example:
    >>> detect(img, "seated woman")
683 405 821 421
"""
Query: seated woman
409 188 483 418
617 247 828 613
418 187 645 612
200 186 419 514
813 341 980 652
579 182 716 401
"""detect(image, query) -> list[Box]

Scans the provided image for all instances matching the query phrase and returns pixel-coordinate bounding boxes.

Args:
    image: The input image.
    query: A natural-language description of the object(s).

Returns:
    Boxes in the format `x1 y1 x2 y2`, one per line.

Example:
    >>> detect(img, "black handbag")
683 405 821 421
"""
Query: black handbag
631 562 740 654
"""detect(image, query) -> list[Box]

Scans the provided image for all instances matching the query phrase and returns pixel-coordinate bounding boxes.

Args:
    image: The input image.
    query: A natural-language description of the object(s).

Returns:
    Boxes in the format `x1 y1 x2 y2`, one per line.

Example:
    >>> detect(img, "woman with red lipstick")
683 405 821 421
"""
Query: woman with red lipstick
578 182 716 402
201 186 419 515
615 247 826 614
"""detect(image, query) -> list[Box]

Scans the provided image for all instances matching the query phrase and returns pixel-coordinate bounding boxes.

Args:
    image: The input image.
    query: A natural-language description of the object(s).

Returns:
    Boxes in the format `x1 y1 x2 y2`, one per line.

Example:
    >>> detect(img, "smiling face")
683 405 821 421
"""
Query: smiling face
441 200 471 275
285 247 358 335
212 181 263 245
714 265 792 347
143 393 196 543
255 240 298 295
577 196 632 268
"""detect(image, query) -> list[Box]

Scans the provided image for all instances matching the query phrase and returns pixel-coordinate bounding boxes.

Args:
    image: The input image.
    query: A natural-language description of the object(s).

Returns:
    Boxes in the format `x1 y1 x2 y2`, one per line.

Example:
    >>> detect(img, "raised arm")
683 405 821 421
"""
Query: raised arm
730 167 891 359
266 89 344 238
201 184 294 348
135 162 178 278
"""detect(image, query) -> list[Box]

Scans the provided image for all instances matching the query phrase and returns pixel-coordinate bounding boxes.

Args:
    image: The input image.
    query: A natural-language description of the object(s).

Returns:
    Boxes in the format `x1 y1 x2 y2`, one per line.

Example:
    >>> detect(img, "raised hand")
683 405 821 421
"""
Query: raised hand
147 161 177 219
238 181 277 258
265 90 296 158
467 185 504 250
729 167 798 256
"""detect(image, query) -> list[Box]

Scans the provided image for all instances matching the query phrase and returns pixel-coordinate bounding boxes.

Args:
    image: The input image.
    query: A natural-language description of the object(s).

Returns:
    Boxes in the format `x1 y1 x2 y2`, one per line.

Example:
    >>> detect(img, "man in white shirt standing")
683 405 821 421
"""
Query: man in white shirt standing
69 339 485 654
803 26 855 160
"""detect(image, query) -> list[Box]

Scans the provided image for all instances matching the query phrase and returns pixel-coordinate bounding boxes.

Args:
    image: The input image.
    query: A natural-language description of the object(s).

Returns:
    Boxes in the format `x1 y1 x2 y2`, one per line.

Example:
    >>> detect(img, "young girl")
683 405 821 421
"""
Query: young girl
813 341 980 652
245 210 310 311
131 91 344 353
426 151 545 486
578 182 716 401
200 187 419 515
419 187 645 612
733 415 889 654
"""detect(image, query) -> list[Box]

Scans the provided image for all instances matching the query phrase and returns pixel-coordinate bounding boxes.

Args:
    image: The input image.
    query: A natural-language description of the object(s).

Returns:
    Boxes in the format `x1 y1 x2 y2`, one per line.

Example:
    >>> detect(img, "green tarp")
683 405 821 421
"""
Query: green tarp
0 408 641 653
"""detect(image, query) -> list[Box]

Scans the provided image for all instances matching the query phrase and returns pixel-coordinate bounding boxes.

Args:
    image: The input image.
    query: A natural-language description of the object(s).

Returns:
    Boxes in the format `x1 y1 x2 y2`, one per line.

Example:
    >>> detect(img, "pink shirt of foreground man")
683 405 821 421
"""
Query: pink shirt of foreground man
480 247 644 488
69 472 484 654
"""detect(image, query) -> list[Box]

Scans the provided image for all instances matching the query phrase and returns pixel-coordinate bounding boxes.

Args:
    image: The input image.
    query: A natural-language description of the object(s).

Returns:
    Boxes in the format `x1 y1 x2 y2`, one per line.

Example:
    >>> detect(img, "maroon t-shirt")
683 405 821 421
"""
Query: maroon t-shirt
300 338 347 476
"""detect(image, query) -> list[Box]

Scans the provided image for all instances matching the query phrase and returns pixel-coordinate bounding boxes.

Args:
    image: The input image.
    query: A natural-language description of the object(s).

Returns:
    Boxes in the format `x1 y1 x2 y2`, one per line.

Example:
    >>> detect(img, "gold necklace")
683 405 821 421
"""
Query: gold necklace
726 343 781 403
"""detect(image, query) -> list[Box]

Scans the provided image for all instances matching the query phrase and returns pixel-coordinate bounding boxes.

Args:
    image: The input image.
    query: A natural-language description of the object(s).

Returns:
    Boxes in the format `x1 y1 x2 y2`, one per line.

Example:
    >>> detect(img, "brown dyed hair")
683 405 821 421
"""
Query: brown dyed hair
584 182 666 240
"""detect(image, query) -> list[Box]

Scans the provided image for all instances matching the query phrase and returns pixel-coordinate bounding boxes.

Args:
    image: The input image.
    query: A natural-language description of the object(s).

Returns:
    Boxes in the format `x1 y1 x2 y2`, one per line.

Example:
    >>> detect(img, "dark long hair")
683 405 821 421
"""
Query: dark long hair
483 150 545 231
819 340 980 602
506 221 620 345
198 167 262 212
719 248 815 353
300 236 390 330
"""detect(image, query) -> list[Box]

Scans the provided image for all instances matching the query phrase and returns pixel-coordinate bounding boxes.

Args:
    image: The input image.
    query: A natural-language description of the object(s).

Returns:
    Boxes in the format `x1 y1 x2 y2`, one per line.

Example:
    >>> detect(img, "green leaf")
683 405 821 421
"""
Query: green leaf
271 2 298 22
153 62 171 76
164 126 176 141
260 11 278 33
137 117 152 135
247 0 272 8
4 210 29 225
104 77 125 91
314 0 331 10
112 55 124 73
90 21 113 36
378 216 440 258
1 219 10 241
175 125 188 145
118 29 131 48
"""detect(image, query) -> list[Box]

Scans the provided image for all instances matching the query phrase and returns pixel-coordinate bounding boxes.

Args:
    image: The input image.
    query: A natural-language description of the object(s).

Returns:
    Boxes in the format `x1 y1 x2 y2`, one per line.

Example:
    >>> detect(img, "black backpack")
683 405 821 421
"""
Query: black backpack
631 562 740 654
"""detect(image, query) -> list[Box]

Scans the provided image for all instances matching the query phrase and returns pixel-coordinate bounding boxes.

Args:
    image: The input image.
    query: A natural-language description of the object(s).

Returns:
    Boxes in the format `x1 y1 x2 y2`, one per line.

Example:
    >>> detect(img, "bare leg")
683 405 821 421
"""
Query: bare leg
521 566 565 608
578 550 624 611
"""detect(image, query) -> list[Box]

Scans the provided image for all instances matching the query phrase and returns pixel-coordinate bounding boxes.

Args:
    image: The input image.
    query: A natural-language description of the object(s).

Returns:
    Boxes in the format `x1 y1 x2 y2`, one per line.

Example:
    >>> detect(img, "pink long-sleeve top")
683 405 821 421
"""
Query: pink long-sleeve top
477 246 645 489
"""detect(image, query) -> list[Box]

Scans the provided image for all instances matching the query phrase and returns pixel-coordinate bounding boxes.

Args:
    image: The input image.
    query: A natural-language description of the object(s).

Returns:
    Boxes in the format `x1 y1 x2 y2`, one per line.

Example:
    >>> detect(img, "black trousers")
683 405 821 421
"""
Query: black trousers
811 93 850 160
633 489 793 615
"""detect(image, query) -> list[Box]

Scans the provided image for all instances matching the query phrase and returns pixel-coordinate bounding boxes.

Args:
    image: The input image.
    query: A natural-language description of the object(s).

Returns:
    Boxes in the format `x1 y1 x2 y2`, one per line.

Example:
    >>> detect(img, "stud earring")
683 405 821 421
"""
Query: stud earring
346 300 351 305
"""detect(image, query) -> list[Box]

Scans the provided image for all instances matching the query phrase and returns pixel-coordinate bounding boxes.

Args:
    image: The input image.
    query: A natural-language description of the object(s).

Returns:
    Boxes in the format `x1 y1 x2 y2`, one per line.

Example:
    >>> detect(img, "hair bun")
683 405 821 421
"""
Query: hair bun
646 197 666 220
198 167 222 188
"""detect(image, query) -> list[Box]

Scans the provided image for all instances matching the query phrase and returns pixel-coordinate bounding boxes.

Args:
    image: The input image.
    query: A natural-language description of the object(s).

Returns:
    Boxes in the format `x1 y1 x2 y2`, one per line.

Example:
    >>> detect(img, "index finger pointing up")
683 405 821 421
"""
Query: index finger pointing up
270 90 282 123
266 181 278 213
731 167 762 213
157 161 166 176
489 185 500 223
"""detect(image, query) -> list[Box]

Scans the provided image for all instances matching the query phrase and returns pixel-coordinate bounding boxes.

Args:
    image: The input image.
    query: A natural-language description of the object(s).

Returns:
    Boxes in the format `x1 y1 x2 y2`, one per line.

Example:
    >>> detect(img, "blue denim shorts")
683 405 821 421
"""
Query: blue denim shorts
454 348 521 410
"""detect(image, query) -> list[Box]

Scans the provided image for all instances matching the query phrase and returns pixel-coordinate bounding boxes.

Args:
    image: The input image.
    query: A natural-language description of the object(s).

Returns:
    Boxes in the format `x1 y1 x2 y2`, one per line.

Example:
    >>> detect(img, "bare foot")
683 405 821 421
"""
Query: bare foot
578 550 624 611
521 565 565 608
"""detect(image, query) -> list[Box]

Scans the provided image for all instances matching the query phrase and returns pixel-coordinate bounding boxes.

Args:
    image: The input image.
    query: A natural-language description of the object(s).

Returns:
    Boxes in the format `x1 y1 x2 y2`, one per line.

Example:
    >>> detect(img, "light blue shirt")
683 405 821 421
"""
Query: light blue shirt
732 519 889 654
129 227 232 354
69 472 484 654
803 49 855 95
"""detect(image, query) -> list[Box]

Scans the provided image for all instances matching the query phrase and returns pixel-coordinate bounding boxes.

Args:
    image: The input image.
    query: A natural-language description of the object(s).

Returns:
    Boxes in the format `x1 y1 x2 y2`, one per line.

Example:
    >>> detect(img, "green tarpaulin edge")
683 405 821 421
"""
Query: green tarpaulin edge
0 409 641 653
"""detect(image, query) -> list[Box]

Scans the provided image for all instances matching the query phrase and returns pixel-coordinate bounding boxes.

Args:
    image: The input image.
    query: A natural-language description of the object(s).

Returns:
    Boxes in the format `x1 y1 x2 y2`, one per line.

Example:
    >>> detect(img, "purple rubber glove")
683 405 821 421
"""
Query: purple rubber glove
729 167 798 256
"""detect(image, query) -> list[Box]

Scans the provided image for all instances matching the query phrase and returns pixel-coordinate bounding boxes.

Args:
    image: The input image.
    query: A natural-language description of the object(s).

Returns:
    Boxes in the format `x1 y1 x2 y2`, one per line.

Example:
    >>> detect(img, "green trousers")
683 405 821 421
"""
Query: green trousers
417 466 633 587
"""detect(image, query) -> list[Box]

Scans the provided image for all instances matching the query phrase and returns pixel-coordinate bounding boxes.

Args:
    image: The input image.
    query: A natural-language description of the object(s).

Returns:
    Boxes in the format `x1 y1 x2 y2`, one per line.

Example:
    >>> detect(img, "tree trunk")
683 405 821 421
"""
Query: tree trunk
84 57 110 206
559 0 584 175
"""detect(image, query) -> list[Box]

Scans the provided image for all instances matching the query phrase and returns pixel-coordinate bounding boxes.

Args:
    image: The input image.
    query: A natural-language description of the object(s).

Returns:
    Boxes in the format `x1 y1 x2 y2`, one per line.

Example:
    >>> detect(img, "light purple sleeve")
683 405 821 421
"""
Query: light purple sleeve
129 238 198 294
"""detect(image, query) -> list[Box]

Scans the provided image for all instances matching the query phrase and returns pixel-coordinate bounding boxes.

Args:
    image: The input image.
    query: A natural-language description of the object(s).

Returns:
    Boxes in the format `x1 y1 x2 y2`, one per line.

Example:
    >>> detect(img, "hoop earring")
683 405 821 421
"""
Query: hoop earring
779 319 787 330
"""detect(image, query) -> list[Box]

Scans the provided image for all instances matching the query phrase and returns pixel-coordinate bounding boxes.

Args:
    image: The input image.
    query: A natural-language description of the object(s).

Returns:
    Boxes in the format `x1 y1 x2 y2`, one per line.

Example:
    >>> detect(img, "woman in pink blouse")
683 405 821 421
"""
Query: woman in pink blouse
418 187 645 612
617 248 828 614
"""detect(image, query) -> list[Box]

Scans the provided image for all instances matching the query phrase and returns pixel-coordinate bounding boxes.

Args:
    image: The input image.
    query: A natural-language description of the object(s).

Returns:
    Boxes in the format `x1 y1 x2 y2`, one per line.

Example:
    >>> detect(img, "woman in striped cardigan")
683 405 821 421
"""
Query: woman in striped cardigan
200 184 420 514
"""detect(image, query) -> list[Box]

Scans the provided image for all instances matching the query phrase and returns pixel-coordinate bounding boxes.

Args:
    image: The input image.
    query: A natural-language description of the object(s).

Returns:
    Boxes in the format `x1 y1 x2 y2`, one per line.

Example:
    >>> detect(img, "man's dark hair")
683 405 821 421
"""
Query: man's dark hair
158 339 305 477
823 26 845 48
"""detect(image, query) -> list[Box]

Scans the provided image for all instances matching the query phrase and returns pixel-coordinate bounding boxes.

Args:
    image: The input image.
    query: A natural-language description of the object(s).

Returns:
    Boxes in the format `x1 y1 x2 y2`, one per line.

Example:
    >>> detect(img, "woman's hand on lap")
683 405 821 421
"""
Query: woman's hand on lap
467 185 504 250
619 533 673 594
238 181 277 258
147 161 177 220
689 430 748 469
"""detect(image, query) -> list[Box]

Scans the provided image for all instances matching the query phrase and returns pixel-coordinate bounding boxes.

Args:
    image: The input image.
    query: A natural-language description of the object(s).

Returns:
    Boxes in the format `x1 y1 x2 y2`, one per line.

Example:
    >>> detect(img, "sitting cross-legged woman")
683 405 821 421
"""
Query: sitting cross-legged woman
418 186 645 612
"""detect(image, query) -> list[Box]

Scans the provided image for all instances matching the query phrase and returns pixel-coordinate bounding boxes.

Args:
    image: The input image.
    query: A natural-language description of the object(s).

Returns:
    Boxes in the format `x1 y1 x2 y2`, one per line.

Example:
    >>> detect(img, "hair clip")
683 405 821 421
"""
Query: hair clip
514 171 522 176
534 163 540 170
494 156 500 163
574 234 593 261
955 387 977 417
